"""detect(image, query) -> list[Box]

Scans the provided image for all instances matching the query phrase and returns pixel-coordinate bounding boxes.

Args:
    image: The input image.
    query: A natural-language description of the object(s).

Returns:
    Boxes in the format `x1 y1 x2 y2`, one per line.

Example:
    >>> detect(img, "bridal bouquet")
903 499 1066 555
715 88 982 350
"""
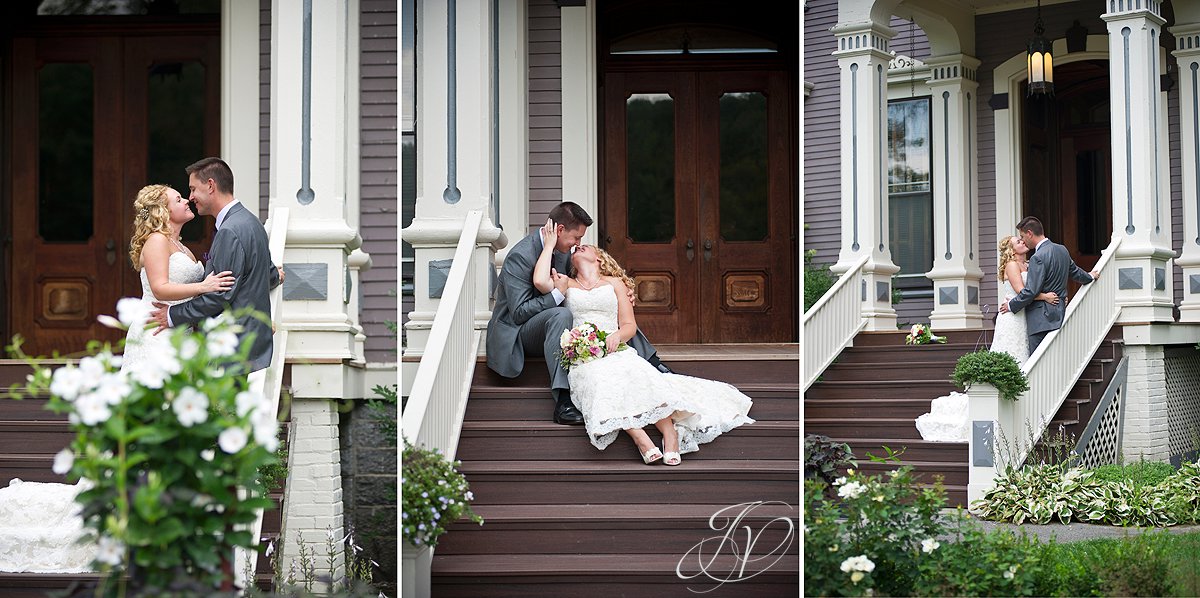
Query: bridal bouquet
905 323 946 345
559 322 618 369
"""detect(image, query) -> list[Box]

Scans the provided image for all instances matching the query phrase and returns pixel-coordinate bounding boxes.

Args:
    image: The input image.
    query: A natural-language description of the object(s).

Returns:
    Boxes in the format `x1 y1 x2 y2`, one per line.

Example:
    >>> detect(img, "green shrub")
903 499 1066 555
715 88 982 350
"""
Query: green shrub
804 249 836 312
914 524 1045 597
951 350 1029 401
1091 460 1178 487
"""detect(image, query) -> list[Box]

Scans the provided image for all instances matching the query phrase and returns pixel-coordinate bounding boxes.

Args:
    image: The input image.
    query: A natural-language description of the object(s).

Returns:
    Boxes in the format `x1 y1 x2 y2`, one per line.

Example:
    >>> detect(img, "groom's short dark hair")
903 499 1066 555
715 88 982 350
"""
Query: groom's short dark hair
1017 216 1044 236
186 157 235 195
549 201 593 230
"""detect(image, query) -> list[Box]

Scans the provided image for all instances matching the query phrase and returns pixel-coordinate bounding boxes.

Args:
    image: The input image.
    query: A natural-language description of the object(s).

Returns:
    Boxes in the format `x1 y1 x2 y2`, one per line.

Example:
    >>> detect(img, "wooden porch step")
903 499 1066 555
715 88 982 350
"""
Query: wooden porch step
457 420 797 461
436 503 798 556
805 417 925 439
847 329 991 346
431 553 799 597
461 460 797 506
843 439 967 463
0 573 105 597
0 454 62 485
804 380 960 400
466 385 798 421
816 361 959 382
805 397 945 420
833 343 986 363
0 420 73 455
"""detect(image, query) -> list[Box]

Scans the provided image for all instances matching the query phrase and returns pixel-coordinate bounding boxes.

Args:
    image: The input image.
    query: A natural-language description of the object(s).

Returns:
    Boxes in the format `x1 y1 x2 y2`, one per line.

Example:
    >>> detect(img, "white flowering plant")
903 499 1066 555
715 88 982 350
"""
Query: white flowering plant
6 300 279 593
401 439 482 548
558 322 625 370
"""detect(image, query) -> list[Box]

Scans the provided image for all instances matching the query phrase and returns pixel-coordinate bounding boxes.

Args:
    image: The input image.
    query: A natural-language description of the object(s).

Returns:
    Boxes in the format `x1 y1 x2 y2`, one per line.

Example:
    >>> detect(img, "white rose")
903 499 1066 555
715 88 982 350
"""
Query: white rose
173 387 209 427
218 427 248 454
52 448 74 475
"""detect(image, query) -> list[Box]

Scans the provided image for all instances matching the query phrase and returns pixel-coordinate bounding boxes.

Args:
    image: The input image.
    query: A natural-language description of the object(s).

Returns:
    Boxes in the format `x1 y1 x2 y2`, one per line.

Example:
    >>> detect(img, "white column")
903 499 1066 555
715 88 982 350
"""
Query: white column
1104 2 1176 323
497 0 529 264
403 0 506 359
830 21 900 331
221 0 261 212
925 55 985 330
560 0 599 245
1120 344 1170 461
1171 23 1200 322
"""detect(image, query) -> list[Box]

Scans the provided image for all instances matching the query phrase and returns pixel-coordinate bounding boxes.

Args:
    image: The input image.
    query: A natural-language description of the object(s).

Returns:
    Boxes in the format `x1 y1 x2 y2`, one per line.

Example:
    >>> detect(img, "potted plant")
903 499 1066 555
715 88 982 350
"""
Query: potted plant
951 350 1029 402
401 439 482 597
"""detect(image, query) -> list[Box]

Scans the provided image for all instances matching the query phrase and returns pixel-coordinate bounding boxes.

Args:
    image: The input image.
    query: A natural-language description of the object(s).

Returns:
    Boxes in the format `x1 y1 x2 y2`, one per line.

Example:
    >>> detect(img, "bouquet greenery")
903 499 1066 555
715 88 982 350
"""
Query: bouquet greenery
558 322 622 369
905 323 946 345
7 299 278 593
402 440 482 547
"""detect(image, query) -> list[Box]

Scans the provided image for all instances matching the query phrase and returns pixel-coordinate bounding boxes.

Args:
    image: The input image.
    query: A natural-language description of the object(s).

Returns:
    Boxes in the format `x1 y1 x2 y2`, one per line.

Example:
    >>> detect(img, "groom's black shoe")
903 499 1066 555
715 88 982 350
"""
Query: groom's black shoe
553 395 584 425
655 362 674 374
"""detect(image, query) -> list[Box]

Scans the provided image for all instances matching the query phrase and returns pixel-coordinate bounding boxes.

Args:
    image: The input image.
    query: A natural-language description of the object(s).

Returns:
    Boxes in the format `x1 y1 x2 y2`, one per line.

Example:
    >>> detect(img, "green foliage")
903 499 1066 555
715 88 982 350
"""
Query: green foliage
7 308 279 594
402 439 482 547
804 462 948 597
914 524 1045 597
1033 531 1178 597
803 434 855 487
951 350 1029 401
1091 460 1178 487
973 460 1200 527
804 249 836 312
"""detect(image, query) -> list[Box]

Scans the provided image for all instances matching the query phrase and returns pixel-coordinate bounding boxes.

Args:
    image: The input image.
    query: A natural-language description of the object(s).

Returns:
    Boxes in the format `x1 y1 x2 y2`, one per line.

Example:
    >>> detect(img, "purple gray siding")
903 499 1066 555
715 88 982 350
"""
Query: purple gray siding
528 0 563 225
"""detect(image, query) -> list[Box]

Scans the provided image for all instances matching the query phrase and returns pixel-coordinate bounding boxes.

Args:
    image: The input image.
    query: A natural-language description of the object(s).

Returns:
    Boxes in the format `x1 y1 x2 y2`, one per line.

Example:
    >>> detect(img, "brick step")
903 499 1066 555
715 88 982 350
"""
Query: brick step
457 421 797 462
436 503 798 556
805 398 944 420
0 421 73 455
805 418 923 439
804 380 960 400
431 553 799 597
460 460 797 506
817 362 961 382
466 387 798 422
842 439 967 463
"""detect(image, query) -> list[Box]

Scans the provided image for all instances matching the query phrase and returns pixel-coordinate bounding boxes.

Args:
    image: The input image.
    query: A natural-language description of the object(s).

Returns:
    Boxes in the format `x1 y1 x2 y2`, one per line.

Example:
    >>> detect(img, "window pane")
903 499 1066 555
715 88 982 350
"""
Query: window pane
719 92 768 242
147 61 207 241
887 98 932 279
626 93 675 243
39 62 94 243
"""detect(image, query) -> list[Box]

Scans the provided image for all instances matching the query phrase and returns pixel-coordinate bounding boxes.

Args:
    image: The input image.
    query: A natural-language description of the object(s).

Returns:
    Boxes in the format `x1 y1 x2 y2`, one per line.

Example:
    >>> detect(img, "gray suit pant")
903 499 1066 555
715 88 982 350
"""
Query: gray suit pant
517 306 573 400
1028 330 1051 356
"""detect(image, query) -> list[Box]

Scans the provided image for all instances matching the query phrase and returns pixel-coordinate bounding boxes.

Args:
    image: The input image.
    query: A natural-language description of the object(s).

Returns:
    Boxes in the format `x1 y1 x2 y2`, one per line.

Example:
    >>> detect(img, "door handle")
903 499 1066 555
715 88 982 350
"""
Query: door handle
686 238 694 262
703 239 713 263
105 238 117 266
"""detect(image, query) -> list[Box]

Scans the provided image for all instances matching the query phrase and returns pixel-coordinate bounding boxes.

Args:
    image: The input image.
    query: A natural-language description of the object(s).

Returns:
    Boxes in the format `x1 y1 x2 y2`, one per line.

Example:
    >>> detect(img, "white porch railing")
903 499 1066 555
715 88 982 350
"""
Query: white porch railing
401 209 484 458
967 236 1122 503
236 207 290 589
803 255 868 390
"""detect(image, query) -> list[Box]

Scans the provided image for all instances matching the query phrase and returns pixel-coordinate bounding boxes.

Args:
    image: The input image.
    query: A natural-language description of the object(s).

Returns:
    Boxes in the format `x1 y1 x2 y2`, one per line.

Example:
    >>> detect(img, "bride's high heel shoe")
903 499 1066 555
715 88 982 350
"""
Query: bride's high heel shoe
640 446 663 465
662 437 681 466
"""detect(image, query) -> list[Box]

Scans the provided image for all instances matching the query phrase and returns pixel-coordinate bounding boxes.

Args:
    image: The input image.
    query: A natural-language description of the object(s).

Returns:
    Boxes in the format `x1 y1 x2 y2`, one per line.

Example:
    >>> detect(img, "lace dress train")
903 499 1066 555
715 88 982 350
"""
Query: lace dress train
563 285 754 454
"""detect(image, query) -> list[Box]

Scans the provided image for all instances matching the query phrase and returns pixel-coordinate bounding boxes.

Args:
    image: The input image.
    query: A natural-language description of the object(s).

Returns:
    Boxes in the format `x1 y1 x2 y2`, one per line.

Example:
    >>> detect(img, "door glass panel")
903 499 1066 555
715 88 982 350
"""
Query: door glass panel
39 62 94 243
147 61 207 241
626 93 674 243
719 92 768 241
887 98 933 285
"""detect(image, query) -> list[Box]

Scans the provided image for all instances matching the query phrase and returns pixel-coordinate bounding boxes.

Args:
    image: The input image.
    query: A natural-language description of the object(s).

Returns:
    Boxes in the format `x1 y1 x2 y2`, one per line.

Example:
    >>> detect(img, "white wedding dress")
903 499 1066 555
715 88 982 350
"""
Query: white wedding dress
0 251 203 574
990 271 1030 366
563 285 755 454
121 251 205 370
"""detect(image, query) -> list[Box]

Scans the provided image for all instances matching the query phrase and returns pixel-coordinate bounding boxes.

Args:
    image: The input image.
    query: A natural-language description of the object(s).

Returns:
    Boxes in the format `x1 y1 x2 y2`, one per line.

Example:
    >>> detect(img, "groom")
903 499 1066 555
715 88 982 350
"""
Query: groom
1000 216 1099 354
486 201 670 425
148 157 282 373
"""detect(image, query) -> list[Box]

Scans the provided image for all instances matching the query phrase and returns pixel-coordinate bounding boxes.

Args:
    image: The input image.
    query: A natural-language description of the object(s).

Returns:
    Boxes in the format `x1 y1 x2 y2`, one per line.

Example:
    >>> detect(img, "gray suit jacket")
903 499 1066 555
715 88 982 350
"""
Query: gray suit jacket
486 231 569 378
1008 239 1094 336
170 202 280 372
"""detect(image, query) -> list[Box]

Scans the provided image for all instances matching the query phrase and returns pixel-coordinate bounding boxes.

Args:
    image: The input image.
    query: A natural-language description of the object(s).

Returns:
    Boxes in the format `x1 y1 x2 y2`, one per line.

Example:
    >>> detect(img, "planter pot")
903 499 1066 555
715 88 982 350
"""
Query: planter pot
401 542 432 598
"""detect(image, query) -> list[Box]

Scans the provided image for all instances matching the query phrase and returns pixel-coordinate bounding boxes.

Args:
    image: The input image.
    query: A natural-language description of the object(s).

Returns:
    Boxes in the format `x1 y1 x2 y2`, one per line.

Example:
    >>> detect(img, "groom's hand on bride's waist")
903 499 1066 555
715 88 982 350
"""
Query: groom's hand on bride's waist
149 301 171 335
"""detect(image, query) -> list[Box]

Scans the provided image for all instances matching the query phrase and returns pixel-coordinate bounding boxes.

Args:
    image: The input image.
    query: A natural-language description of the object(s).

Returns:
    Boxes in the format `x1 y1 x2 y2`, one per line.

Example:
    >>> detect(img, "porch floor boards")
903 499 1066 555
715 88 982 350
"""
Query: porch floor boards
434 348 800 594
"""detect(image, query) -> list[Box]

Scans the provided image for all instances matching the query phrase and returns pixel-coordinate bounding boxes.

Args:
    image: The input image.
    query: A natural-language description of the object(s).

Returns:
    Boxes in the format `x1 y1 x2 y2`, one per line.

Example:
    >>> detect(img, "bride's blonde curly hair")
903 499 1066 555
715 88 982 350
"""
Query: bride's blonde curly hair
128 184 173 270
593 247 636 292
997 236 1017 281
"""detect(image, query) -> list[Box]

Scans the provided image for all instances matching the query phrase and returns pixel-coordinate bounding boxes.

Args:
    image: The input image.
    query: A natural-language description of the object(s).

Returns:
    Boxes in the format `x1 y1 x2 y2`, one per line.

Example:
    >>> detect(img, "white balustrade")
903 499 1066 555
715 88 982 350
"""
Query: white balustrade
803 255 868 390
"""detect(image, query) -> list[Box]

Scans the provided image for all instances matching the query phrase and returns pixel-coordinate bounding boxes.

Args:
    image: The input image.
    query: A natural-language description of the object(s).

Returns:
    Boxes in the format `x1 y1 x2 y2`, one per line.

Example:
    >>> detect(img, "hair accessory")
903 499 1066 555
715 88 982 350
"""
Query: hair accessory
138 207 151 219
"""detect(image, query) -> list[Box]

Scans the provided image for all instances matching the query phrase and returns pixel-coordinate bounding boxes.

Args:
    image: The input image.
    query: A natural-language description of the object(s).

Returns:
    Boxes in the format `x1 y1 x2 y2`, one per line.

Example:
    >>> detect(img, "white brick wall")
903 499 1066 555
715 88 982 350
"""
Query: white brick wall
280 397 346 590
1121 345 1171 462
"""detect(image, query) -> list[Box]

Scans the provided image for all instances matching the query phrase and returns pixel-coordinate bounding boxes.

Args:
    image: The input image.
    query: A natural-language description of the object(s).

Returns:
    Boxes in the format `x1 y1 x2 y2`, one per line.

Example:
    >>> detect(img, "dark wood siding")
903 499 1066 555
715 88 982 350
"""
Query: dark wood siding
361 0 399 363
528 0 563 225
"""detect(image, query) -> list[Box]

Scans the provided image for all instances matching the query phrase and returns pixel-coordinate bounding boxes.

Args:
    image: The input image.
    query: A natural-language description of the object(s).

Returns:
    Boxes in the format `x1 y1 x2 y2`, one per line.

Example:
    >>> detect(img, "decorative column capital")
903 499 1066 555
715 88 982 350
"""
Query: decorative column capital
1170 24 1200 59
1102 0 1166 25
831 21 896 60
924 54 981 87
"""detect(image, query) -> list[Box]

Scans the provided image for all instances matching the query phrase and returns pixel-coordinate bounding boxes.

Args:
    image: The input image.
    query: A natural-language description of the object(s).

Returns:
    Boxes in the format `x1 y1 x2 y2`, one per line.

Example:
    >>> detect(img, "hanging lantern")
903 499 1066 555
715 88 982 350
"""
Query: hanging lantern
1027 0 1054 97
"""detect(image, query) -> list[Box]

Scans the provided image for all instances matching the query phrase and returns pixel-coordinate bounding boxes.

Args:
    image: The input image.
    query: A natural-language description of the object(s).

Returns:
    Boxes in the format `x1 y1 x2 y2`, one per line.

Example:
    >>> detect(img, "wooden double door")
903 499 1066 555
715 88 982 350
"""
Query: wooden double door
602 68 796 343
9 27 218 356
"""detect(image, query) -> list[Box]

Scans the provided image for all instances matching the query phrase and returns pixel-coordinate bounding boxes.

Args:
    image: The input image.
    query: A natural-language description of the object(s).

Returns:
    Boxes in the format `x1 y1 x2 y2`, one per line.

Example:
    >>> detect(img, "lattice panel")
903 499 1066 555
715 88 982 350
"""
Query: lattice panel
1165 349 1200 458
1078 387 1123 470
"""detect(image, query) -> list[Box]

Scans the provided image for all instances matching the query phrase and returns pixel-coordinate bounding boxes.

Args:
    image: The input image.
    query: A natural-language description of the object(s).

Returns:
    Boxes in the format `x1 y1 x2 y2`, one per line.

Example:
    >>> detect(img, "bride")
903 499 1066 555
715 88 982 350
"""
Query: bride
0 184 232 574
990 235 1058 366
532 226 754 465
